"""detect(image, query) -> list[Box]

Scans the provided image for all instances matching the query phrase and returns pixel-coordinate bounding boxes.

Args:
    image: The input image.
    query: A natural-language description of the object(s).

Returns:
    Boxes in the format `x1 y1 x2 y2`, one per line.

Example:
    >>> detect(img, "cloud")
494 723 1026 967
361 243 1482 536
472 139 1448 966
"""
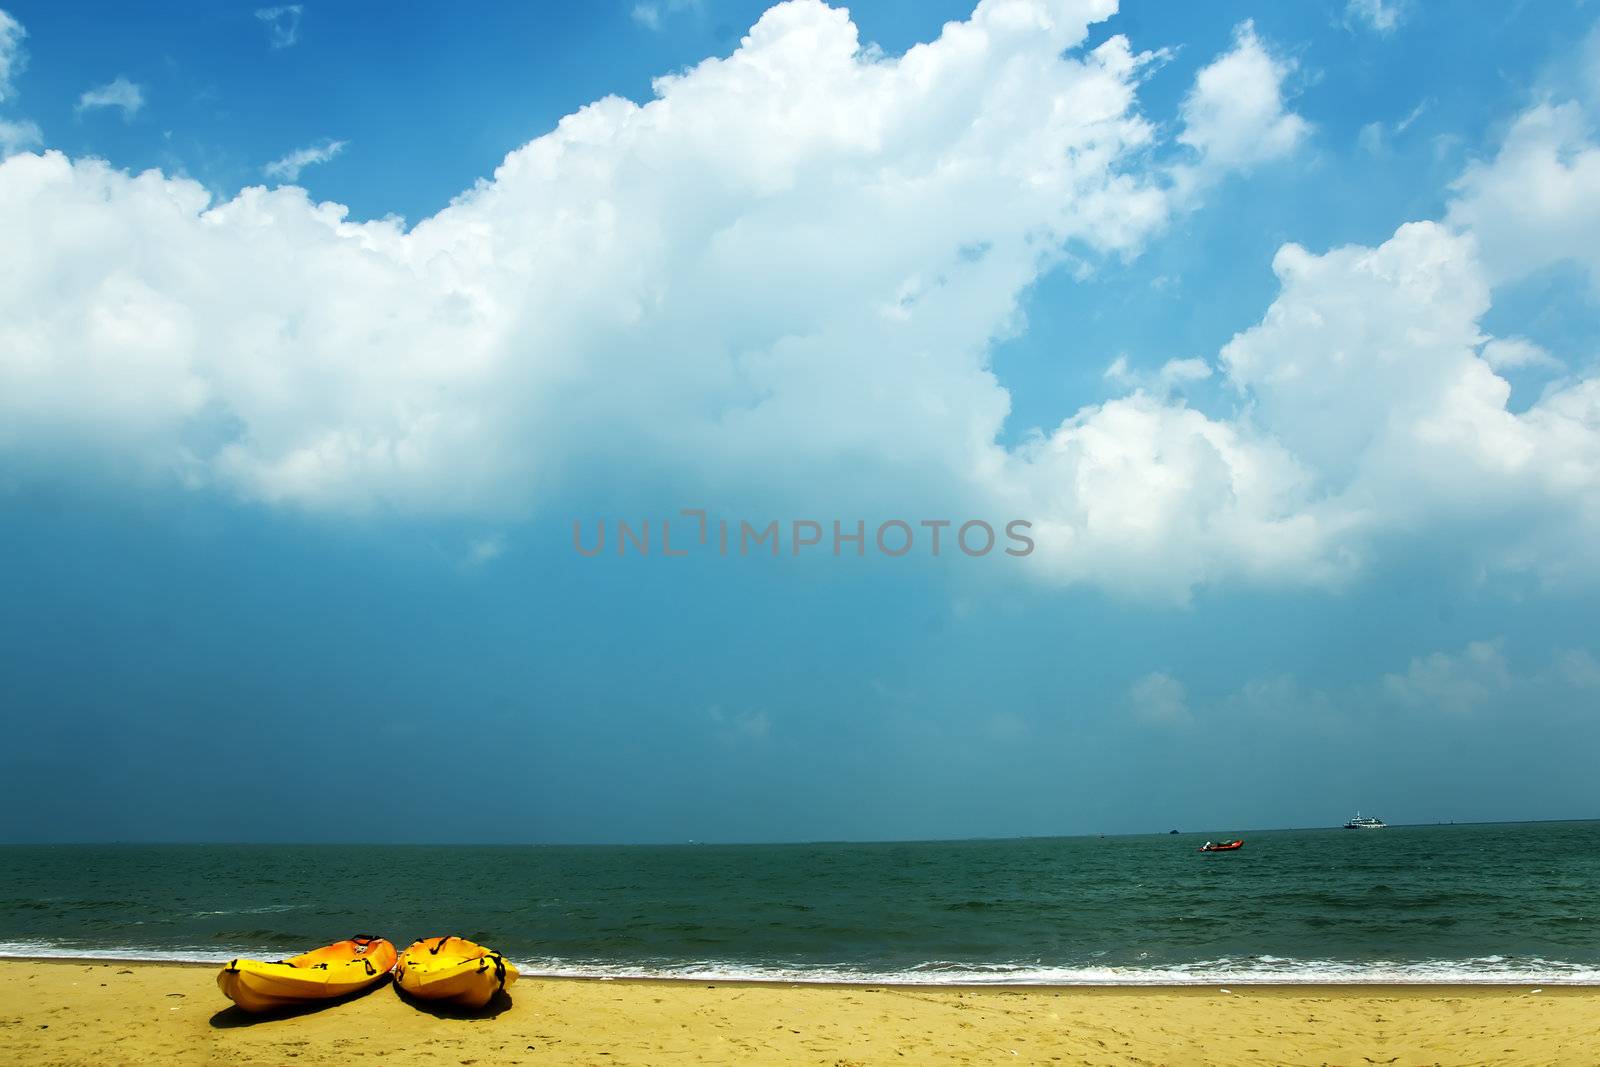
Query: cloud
1004 389 1338 599
0 13 40 162
255 5 303 49
708 705 772 742
1219 223 1492 482
76 77 144 118
1357 121 1385 155
1103 354 1211 392
1128 671 1190 725
464 534 505 566
1345 0 1405 36
0 0 1598 604
1221 673 1337 720
1396 98 1429 133
0 115 38 157
262 138 346 181
1009 196 1600 599
0 0 1171 519
1383 639 1511 714
0 8 25 104
1358 98 1430 154
1176 21 1309 178
1218 219 1600 584
1554 648 1600 690
1447 101 1600 291
632 0 700 31
1479 337 1560 372
1175 640 1597 724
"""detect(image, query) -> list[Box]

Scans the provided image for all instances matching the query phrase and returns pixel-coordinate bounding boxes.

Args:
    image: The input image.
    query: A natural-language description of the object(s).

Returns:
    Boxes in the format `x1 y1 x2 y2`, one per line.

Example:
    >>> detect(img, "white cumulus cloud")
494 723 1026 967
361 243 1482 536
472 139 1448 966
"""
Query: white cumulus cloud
1217 220 1600 585
1001 390 1338 599
1447 101 1600 291
0 0 1173 522
1176 20 1310 180
1 0 1598 605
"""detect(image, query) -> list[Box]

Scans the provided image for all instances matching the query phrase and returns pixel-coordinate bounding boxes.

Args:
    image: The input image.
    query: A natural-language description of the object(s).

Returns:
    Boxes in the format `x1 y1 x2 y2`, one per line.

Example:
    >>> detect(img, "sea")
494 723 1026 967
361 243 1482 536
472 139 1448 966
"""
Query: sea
2 821 1597 985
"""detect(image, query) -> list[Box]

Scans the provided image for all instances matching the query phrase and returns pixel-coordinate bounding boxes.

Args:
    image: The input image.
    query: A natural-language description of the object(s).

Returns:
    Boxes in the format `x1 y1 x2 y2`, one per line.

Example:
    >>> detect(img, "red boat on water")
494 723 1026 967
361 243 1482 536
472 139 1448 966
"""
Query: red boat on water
1199 839 1244 852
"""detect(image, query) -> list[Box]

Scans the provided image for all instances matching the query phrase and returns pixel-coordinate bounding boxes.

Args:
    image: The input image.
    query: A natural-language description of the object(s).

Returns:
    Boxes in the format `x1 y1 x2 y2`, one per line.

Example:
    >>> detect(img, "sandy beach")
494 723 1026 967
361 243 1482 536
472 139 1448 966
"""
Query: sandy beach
0 959 1593 1066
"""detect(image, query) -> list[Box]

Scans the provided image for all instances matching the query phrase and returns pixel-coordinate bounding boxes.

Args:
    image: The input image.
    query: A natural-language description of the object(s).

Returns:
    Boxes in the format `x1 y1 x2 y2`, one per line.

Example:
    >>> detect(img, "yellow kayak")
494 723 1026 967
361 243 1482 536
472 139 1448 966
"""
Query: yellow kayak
217 935 397 1013
395 936 519 1010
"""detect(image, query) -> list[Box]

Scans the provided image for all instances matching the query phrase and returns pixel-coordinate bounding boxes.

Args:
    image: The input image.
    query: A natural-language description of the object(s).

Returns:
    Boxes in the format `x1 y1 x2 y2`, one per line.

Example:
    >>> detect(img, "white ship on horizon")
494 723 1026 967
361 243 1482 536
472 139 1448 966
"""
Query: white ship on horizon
1343 812 1387 829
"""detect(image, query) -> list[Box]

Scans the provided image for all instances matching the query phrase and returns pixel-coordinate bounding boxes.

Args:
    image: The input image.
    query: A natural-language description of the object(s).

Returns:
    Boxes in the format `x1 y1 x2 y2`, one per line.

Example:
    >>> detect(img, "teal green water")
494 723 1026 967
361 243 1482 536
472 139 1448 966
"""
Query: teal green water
2 822 1597 983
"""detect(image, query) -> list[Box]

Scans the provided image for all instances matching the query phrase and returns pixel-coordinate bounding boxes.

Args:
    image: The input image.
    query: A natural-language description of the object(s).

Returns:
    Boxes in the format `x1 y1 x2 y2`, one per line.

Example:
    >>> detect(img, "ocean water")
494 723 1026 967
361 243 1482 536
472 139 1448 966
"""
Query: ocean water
2 822 1597 984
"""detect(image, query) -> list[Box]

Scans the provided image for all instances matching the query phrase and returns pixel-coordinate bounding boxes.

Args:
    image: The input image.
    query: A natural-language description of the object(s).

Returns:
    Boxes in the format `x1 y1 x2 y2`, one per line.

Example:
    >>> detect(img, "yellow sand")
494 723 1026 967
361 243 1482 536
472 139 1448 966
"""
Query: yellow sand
1 959 1595 1066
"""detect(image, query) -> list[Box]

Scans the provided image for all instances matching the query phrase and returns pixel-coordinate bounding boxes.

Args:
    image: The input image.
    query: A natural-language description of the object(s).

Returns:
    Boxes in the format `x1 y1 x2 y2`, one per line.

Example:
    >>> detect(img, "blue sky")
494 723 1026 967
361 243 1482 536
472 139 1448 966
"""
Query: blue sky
1 0 1599 843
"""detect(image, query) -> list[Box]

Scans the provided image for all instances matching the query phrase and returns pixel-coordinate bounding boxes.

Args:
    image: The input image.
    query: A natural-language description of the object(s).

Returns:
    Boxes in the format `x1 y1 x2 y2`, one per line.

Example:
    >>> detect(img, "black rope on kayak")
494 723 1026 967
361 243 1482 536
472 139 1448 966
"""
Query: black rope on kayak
488 951 508 991
428 935 455 955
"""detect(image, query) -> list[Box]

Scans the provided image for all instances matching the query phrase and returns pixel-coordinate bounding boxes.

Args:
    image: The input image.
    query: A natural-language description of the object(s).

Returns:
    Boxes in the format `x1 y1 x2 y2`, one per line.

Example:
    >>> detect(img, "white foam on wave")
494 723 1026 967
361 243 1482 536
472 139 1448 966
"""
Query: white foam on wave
509 955 1600 986
0 940 232 964
187 904 307 918
2 943 1597 985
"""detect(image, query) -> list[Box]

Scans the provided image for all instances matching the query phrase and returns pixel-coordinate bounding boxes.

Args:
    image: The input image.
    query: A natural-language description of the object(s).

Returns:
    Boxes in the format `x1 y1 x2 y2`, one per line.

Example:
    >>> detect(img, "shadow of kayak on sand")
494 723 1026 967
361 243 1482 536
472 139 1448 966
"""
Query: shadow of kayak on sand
208 975 393 1028
392 983 514 1020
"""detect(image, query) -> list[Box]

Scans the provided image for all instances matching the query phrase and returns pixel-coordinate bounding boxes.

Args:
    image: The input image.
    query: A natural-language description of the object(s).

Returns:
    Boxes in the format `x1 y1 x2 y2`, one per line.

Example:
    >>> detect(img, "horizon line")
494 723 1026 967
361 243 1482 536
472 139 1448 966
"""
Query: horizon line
3 816 1595 850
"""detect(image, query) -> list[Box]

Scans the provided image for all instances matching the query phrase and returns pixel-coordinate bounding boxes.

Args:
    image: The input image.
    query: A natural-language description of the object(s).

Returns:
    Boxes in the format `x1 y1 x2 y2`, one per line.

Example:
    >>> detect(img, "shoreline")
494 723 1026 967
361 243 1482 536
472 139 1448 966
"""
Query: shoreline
5 958 1598 1065
2 952 1597 988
